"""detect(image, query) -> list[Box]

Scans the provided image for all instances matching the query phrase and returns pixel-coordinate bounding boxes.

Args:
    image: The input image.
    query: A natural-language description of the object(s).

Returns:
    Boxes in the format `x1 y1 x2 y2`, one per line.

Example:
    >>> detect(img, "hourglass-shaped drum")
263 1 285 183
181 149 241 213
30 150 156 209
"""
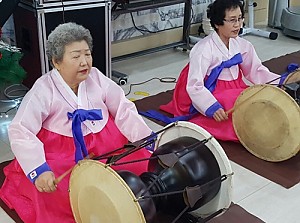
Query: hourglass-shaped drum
69 121 233 222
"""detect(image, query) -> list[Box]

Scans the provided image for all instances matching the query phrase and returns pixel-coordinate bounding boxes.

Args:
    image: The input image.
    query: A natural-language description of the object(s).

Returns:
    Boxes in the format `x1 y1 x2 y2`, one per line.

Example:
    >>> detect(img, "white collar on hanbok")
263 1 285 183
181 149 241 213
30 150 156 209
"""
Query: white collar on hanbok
52 68 83 103
211 31 241 59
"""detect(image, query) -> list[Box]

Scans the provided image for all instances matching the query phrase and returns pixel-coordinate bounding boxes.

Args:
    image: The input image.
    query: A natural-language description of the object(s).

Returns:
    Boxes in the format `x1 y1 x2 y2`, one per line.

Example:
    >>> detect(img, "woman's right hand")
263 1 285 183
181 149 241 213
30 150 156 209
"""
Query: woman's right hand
34 171 57 193
213 108 228 122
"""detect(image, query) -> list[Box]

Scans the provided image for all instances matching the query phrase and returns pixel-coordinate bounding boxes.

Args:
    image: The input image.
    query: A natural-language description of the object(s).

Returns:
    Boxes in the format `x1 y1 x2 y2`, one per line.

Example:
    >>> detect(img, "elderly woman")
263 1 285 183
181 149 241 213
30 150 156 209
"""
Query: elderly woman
0 22 153 223
159 0 287 141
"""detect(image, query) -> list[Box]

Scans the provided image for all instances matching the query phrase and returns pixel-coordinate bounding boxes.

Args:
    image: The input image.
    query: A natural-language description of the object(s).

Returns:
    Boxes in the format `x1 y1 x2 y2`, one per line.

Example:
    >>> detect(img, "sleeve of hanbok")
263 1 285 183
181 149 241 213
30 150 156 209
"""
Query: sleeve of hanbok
8 82 51 182
187 45 223 116
97 71 152 142
240 41 281 85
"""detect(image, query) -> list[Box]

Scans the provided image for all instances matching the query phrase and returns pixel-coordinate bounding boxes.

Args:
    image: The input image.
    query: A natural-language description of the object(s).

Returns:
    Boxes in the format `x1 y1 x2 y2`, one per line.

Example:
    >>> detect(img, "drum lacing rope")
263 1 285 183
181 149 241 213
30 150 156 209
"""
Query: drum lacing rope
137 173 233 223
92 122 177 164
137 173 231 201
103 135 214 168
134 137 214 203
134 137 213 199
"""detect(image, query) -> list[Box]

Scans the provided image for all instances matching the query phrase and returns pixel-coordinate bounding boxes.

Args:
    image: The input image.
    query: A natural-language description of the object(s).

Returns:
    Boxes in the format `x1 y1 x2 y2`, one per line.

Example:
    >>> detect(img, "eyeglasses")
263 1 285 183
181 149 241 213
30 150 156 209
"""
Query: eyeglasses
223 17 244 25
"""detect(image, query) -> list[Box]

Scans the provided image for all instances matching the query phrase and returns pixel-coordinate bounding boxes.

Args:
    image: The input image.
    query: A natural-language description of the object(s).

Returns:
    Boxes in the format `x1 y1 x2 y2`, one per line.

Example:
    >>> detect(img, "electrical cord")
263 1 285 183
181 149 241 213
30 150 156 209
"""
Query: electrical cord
124 77 176 96
0 103 20 118
0 84 28 117
130 12 158 34
60 0 65 23
3 83 28 100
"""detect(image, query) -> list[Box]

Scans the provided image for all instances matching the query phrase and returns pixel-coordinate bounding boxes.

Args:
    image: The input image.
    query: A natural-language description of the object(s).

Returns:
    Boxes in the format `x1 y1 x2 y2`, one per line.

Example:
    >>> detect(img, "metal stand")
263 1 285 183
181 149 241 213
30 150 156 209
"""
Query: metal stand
240 0 278 40
112 70 128 85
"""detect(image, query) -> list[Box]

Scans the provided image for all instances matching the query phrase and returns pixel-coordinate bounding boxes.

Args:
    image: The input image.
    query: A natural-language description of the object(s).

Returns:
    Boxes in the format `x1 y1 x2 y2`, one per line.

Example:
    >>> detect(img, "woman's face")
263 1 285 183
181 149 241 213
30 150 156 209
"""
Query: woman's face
216 7 243 46
53 40 93 88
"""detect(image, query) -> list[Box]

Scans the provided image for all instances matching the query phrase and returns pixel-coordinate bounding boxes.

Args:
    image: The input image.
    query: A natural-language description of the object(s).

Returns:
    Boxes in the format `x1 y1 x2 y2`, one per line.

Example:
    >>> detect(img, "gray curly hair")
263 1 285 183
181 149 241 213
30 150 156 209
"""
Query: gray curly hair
46 22 93 68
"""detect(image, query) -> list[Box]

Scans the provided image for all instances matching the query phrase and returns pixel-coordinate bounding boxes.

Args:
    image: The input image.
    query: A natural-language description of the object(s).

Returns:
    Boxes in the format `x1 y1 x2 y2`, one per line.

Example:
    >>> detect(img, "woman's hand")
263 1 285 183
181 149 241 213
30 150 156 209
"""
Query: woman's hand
213 108 228 122
35 171 57 193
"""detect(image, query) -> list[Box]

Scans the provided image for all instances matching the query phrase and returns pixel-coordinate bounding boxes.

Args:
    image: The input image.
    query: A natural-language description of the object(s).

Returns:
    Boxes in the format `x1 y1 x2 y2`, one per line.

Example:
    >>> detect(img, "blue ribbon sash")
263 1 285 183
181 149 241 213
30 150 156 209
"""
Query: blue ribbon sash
68 109 103 163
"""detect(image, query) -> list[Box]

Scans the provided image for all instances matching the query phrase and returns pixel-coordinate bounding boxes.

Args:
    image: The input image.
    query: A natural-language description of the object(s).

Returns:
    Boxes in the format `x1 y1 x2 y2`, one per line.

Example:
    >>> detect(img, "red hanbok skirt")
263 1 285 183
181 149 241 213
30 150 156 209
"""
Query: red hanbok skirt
160 64 249 141
0 116 151 223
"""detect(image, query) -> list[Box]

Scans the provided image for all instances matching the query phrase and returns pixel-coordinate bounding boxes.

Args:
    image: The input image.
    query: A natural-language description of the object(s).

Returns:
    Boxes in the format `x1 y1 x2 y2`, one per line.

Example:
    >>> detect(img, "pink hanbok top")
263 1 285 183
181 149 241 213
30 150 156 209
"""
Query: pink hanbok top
187 31 280 115
161 31 282 141
9 67 152 176
0 67 152 223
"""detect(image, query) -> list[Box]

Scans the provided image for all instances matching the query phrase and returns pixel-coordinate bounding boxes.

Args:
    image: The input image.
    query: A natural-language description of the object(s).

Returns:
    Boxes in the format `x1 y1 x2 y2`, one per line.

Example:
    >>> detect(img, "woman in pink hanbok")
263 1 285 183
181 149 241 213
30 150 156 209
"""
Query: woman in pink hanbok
0 23 154 223
157 0 288 141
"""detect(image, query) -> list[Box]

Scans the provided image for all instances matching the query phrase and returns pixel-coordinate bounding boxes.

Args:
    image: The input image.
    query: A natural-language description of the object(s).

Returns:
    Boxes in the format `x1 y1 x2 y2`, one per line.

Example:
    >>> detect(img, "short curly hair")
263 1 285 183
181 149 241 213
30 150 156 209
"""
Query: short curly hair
207 0 244 31
46 22 93 68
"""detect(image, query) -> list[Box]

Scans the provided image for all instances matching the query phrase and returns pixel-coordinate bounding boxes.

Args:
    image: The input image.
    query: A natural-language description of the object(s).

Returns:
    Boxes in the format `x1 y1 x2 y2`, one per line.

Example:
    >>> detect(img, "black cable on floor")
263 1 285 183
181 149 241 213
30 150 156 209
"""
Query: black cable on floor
0 84 28 117
125 77 176 96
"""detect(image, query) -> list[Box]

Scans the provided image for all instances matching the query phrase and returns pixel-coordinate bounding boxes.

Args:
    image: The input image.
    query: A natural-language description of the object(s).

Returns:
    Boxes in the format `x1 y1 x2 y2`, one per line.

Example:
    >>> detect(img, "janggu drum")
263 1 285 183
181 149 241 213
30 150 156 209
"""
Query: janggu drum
69 121 233 222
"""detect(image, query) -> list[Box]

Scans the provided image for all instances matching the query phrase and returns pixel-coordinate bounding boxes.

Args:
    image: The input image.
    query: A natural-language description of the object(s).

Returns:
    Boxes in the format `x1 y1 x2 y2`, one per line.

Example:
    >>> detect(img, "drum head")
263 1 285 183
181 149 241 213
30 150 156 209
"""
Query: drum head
155 121 232 217
69 160 146 223
233 84 300 162
284 69 300 85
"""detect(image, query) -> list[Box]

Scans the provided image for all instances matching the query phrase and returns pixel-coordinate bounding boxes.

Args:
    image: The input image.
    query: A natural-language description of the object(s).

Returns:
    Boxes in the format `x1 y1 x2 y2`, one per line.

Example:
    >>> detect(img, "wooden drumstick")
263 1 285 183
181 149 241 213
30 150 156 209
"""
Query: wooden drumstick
225 107 235 115
53 167 73 185
226 85 267 115
53 153 95 185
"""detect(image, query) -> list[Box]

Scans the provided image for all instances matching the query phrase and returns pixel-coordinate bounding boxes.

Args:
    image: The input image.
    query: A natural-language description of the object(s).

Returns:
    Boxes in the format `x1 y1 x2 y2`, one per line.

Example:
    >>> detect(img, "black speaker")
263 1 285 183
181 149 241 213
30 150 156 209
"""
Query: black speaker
0 0 20 27
13 2 111 88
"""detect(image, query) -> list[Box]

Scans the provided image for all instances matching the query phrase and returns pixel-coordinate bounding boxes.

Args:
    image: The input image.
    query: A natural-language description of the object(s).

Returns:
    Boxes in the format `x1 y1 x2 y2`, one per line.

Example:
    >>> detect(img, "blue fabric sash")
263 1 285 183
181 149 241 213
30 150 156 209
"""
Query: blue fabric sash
204 53 243 92
139 110 193 124
68 109 103 163
278 63 299 85
140 53 243 124
189 53 243 114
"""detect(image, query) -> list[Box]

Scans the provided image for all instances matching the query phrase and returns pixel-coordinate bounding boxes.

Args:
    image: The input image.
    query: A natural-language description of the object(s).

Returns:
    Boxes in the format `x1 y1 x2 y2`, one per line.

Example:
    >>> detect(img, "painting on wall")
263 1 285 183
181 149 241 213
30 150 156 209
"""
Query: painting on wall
0 15 16 46
111 0 214 41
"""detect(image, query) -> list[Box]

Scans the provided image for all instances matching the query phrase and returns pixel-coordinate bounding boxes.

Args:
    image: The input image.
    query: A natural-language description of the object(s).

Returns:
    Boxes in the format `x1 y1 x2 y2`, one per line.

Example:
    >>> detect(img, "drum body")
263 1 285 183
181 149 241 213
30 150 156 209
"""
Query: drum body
153 121 232 218
233 84 300 162
141 136 222 214
284 69 300 85
69 121 233 222
282 69 300 104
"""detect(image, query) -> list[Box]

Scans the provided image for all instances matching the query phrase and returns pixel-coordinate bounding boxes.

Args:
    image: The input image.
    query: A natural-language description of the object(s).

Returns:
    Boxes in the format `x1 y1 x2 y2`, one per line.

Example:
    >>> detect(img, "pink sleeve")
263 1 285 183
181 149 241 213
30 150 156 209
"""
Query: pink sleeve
187 42 220 115
8 81 50 175
96 70 152 142
240 41 280 85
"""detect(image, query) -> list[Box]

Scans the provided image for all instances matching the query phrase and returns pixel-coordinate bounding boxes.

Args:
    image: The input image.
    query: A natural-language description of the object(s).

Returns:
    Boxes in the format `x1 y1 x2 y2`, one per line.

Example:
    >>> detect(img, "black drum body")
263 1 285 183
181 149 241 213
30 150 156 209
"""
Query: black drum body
283 69 300 105
141 136 221 214
283 82 300 105
117 170 157 222
69 121 233 223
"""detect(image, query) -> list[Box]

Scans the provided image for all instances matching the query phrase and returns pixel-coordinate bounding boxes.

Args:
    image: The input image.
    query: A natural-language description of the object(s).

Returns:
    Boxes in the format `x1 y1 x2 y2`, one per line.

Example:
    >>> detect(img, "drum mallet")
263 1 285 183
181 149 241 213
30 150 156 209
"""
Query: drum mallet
53 153 95 185
226 85 267 115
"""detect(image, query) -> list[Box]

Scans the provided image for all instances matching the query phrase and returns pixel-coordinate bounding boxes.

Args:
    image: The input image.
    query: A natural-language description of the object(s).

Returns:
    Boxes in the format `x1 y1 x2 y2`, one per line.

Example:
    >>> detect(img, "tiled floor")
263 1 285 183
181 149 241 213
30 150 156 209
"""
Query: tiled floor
1 25 300 222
